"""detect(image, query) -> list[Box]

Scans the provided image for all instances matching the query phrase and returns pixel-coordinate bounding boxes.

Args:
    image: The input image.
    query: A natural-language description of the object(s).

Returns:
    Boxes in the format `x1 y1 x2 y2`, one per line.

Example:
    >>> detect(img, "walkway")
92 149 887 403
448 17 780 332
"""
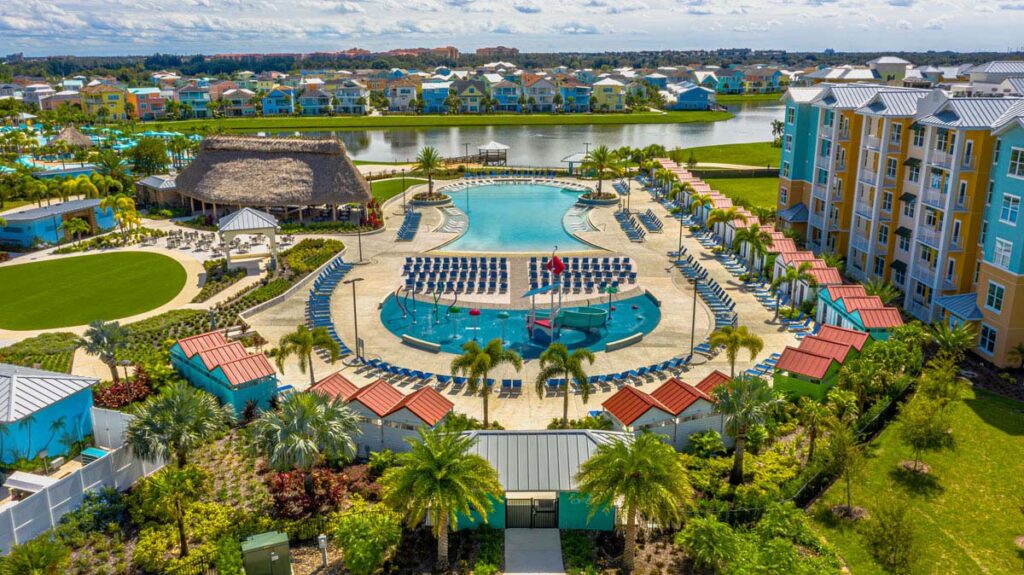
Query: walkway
504 529 564 575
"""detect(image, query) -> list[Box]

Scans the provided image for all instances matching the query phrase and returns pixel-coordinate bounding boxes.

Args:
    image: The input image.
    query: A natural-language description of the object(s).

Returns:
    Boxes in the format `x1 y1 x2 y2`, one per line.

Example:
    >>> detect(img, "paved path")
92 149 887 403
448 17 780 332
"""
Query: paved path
504 529 564 575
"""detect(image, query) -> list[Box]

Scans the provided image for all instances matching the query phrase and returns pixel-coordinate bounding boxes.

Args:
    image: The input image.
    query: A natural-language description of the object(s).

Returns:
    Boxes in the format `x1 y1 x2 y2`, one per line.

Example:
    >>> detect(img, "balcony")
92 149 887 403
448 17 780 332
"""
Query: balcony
931 149 954 169
921 188 947 210
846 265 867 282
854 199 873 219
882 173 898 189
864 135 882 150
906 299 936 322
851 232 872 254
812 183 829 200
911 263 937 286
916 227 943 249
960 155 978 172
859 171 878 187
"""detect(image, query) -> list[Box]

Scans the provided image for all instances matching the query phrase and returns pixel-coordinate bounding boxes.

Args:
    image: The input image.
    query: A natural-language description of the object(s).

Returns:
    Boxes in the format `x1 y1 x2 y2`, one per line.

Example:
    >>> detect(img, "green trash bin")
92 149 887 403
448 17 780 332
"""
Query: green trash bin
241 530 291 575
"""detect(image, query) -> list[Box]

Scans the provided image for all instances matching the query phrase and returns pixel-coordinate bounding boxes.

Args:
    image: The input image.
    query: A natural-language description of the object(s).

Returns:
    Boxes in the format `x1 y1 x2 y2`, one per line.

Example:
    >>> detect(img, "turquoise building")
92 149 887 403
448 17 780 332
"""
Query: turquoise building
262 88 296 116
0 364 97 463
457 430 621 531
421 81 452 114
777 87 825 237
0 199 114 248
170 331 279 416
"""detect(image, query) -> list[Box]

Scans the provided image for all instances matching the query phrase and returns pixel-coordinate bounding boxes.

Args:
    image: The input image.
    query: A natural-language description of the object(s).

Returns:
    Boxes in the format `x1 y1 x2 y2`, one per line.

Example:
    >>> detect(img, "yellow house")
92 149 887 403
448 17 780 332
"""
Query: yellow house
592 78 624 112
79 84 127 121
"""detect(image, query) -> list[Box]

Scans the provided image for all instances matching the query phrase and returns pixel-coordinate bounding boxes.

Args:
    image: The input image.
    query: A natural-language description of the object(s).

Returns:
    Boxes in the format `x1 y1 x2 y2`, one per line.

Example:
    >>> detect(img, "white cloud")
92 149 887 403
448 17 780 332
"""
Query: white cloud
514 0 541 12
897 19 912 30
924 15 949 29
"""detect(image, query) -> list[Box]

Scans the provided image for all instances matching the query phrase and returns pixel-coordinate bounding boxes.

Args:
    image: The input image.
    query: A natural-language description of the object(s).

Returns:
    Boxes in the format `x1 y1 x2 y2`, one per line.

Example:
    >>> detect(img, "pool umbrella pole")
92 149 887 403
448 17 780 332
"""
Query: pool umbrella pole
469 308 481 341
497 310 510 345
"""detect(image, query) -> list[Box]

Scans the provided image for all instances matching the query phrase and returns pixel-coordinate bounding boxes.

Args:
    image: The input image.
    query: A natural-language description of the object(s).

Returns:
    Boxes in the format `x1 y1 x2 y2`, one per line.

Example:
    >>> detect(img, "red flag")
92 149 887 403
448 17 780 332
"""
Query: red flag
546 255 565 276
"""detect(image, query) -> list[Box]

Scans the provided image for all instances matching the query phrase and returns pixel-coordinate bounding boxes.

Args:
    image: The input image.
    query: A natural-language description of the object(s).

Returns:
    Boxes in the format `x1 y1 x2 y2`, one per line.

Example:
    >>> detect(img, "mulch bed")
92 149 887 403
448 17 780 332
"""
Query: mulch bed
960 353 1024 402
899 460 931 474
830 505 869 522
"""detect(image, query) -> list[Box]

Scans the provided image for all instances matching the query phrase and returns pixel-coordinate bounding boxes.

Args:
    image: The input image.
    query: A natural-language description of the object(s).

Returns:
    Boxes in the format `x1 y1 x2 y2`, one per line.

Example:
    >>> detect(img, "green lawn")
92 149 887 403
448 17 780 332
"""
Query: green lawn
1 199 39 215
716 93 785 103
371 177 428 203
811 388 1024 575
704 177 779 209
145 110 733 132
0 252 187 330
676 141 781 168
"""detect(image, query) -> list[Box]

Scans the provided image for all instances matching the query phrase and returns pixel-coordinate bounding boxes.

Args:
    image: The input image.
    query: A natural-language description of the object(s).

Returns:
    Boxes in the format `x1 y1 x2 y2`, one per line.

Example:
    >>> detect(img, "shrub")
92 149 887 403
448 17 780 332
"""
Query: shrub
560 531 596 574
268 469 347 519
281 238 346 274
55 487 127 547
213 537 244 575
685 430 726 458
93 367 153 408
331 499 403 575
340 464 382 501
132 525 176 573
861 497 918 575
1 535 71 575
675 516 737 572
368 449 398 475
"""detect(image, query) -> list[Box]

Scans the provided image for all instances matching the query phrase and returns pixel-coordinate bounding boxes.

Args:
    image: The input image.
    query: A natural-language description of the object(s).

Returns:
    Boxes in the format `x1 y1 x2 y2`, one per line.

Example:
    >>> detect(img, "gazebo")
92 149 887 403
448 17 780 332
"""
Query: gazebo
561 152 588 175
217 207 280 267
477 141 509 166
49 126 94 149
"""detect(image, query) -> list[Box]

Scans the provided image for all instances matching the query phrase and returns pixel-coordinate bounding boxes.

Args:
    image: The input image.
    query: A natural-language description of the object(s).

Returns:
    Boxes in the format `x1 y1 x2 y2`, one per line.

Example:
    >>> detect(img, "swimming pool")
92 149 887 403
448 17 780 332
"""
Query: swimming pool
379 292 661 359
441 183 594 252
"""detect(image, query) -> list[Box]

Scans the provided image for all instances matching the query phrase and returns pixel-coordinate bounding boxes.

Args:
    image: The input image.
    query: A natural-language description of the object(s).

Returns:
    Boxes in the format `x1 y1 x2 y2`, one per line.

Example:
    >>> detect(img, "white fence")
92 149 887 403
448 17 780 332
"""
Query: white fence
0 408 165 554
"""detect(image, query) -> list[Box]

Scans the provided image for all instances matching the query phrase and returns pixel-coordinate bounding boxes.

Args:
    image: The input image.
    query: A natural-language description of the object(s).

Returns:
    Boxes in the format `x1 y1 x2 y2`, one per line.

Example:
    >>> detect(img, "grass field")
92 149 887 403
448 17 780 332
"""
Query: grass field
0 252 187 330
677 141 780 168
371 177 428 203
811 388 1024 575
704 177 779 209
716 93 785 103
145 110 734 132
0 200 39 214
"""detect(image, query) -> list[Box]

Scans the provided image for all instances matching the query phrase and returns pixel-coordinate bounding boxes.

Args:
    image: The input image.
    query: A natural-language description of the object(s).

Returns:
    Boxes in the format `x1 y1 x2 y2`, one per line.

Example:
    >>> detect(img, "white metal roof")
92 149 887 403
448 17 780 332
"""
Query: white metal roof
217 207 279 232
478 141 509 151
0 364 98 423
3 471 58 493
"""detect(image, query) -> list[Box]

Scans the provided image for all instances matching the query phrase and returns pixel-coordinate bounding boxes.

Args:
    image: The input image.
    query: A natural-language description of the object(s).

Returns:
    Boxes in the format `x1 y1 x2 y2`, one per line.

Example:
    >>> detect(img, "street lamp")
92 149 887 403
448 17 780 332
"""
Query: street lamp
584 142 591 157
464 141 473 163
119 359 132 382
401 168 407 213
688 277 699 356
343 278 364 358
677 212 685 258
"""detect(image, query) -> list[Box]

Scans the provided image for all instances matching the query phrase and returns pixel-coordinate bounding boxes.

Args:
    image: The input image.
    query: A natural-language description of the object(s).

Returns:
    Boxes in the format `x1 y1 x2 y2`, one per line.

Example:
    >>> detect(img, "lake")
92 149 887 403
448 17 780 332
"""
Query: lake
272 101 784 167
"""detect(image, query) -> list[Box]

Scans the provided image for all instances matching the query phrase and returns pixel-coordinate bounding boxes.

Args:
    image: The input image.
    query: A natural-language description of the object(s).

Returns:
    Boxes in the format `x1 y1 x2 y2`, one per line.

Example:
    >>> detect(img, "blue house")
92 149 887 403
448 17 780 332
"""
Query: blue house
664 82 715 111
421 81 453 114
643 73 669 90
298 88 332 116
262 87 296 116
170 331 279 416
0 364 97 463
558 79 591 113
0 199 114 248
491 80 521 112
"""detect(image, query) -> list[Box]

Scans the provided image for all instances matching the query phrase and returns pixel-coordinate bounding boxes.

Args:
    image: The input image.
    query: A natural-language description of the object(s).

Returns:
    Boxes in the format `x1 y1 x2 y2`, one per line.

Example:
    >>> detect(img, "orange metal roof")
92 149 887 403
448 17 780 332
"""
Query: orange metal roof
388 387 453 425
807 267 844 286
798 336 854 363
349 379 404 417
856 308 905 329
651 378 714 415
196 342 249 370
817 324 871 351
840 296 886 313
779 251 818 265
766 238 798 253
216 354 276 387
602 386 671 426
310 372 359 400
774 347 837 379
177 331 229 358
824 285 868 301
695 370 731 394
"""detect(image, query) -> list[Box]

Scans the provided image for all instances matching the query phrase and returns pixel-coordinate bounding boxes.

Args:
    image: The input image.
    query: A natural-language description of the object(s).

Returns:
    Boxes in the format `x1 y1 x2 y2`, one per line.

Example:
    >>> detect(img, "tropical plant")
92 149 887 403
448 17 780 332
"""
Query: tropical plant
98 193 137 242
251 391 360 475
928 320 976 363
415 146 444 198
275 325 341 386
688 191 712 218
713 377 784 485
706 206 743 234
820 251 845 274
1 535 70 575
534 343 595 428
826 415 863 514
770 261 815 320
576 433 691 571
130 137 168 176
380 428 503 570
136 465 209 558
771 119 785 145
861 496 919 575
896 396 951 473
862 278 902 305
332 499 403 575
709 326 764 378
93 149 128 183
59 217 91 245
450 339 522 428
125 381 233 467
838 358 884 414
797 396 828 462
675 515 737 572
732 222 773 273
580 145 623 195
77 320 129 383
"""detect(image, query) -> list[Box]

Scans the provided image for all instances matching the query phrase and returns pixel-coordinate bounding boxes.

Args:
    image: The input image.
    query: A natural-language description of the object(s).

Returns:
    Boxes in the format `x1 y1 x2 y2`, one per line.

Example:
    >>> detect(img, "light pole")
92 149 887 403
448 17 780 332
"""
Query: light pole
464 142 472 163
689 277 699 356
344 277 364 358
677 213 685 258
584 142 591 157
401 168 407 213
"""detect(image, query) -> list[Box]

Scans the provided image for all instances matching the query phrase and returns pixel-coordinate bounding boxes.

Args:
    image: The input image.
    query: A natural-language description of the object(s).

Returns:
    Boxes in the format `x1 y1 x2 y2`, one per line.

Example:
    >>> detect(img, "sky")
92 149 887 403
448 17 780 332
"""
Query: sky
2 0 1023 57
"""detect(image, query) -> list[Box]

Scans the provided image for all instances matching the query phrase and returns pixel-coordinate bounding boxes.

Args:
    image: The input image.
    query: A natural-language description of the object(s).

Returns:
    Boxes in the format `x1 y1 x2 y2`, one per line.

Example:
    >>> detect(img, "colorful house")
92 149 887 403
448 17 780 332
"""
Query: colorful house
0 364 97 463
557 78 591 113
522 75 557 112
176 84 211 118
221 88 256 117
773 346 843 399
330 79 369 115
261 87 296 116
421 81 452 114
170 331 279 416
0 199 114 247
127 87 167 120
79 84 127 121
663 82 716 111
817 285 904 340
386 78 417 112
602 374 726 450
453 79 487 113
298 88 332 116
741 68 783 94
592 78 625 112
490 80 521 112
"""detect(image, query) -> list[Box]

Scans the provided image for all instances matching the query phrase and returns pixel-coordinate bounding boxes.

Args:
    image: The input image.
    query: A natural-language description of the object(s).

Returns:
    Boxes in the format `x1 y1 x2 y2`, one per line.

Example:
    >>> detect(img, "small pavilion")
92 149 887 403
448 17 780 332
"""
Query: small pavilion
561 152 589 175
217 207 280 267
477 141 509 166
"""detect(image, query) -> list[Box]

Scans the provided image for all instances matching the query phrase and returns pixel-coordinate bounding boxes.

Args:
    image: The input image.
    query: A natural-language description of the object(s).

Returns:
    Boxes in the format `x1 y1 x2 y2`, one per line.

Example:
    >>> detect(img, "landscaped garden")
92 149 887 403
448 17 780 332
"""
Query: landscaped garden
371 177 428 203
704 177 780 210
673 141 779 168
0 252 187 330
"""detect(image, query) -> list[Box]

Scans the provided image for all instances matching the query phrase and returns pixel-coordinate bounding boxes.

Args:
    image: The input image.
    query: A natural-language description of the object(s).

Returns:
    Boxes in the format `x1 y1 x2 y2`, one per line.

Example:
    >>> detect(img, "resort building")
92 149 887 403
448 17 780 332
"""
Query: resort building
0 199 114 247
773 325 872 398
261 87 296 116
662 82 716 111
176 84 211 118
557 78 591 113
0 364 97 463
592 78 625 112
220 88 256 117
817 285 904 340
135 174 180 207
453 79 487 113
522 75 557 113
127 87 168 120
170 331 279 416
386 77 418 112
298 88 333 116
490 80 522 112
79 84 127 121
601 375 725 449
329 79 369 115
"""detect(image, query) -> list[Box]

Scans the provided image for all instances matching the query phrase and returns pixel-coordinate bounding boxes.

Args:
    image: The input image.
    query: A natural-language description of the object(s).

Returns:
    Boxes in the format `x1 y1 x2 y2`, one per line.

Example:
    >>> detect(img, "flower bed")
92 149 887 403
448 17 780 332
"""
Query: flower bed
192 259 247 303
52 227 167 255
0 332 80 373
410 192 451 206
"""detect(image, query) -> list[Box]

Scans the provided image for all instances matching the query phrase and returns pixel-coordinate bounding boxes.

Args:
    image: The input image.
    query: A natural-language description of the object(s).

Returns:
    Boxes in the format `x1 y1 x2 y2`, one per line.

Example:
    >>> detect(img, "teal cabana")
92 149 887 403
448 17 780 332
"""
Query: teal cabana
457 430 625 530
169 331 278 415
816 285 904 341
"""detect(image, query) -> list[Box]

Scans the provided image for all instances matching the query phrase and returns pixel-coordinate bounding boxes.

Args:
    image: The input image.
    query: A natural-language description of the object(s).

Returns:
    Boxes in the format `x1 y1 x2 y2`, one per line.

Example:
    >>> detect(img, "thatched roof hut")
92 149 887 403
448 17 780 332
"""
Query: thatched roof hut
175 136 372 208
50 126 94 148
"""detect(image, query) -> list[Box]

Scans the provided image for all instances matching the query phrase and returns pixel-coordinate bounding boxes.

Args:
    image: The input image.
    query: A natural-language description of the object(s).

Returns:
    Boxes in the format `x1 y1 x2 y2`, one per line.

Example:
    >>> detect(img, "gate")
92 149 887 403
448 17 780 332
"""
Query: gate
505 498 558 528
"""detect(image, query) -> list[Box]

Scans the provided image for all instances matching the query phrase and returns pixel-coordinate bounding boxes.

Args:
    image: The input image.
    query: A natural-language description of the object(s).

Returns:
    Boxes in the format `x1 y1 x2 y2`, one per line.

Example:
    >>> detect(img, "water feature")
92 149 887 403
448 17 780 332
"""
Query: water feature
272 101 783 166
380 293 661 359
441 182 593 252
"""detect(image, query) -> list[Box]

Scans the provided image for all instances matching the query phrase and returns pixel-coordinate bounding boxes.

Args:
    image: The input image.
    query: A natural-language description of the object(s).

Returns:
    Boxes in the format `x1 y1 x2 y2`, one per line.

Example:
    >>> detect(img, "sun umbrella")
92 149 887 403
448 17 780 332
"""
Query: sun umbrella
469 308 481 340
603 285 619 316
497 310 510 343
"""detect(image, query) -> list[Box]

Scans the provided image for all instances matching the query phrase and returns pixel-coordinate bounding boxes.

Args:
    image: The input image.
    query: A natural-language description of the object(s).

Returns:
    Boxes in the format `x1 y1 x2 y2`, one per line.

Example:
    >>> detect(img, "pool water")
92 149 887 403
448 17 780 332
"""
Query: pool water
380 293 661 359
442 183 593 252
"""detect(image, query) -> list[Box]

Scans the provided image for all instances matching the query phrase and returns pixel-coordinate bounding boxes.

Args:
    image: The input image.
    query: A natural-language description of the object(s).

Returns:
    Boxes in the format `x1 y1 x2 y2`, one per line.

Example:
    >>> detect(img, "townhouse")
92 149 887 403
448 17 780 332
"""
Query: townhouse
522 74 558 112
127 87 168 120
421 81 452 114
592 78 625 112
386 77 418 112
452 79 487 113
261 86 296 115
220 88 256 117
298 88 333 115
176 83 211 118
557 77 591 113
79 84 128 121
328 79 369 115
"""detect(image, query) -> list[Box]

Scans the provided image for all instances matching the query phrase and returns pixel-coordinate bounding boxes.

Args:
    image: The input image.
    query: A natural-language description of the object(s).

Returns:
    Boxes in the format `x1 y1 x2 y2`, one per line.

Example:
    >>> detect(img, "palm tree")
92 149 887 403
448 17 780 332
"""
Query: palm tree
668 181 693 204
929 321 976 362
534 343 595 428
2 535 70 575
688 191 712 222
1008 342 1024 369
125 381 233 468
770 119 785 146
415 146 444 199
60 217 91 245
706 207 743 243
862 278 902 305
580 145 623 195
98 193 136 242
77 320 129 383
709 326 764 378
93 149 128 183
820 251 845 274
797 396 828 462
770 261 815 319
450 339 522 428
713 377 784 485
576 433 691 571
381 428 503 570
143 465 209 558
732 223 773 273
275 325 341 387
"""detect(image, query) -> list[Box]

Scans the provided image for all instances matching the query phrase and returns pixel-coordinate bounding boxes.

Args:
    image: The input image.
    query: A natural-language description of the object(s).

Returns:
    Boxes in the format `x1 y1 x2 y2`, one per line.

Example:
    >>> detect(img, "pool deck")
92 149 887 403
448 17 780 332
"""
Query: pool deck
246 177 800 429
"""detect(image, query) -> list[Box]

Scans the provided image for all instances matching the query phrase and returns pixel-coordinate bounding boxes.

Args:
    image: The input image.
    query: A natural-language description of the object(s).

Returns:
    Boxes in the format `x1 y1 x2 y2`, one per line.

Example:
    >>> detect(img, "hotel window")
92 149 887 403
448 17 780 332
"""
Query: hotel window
925 208 938 227
882 191 893 212
785 135 793 151
981 221 988 244
979 324 997 355
975 262 981 283
893 267 906 286
786 106 795 123
912 126 925 147
1000 194 1020 224
783 162 791 178
899 234 910 252
890 123 902 144
878 224 889 245
903 200 915 218
886 158 898 178
779 187 789 204
820 140 831 157
987 180 994 205
994 238 1013 268
994 139 1002 164
936 130 948 151
986 282 1005 312
908 164 921 183
1011 148 1024 178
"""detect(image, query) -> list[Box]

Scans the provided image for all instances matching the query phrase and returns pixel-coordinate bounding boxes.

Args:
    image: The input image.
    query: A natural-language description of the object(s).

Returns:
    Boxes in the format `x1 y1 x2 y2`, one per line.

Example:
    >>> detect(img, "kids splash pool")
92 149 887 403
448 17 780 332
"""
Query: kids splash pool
379 292 661 359
441 182 595 252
